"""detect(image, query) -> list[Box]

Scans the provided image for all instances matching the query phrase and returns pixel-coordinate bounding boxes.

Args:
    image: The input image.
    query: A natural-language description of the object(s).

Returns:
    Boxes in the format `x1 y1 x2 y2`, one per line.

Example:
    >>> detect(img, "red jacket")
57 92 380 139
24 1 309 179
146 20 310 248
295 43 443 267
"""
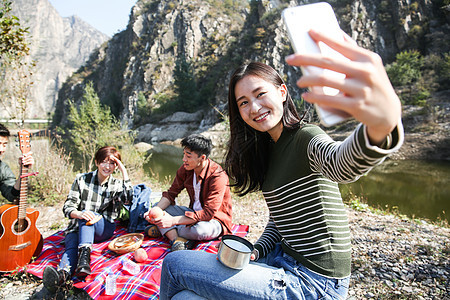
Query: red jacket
162 159 233 235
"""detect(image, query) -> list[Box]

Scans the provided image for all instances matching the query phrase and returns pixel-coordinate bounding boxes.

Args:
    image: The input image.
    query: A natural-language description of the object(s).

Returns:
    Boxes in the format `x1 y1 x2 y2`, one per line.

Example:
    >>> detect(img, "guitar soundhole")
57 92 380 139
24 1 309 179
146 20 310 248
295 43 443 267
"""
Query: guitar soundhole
13 218 30 234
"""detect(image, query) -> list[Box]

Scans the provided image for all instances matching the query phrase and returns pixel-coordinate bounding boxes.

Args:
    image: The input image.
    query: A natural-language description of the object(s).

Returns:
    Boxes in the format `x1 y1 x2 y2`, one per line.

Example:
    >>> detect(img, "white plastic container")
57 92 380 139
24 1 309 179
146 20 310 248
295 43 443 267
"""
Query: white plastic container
122 258 140 275
105 274 117 295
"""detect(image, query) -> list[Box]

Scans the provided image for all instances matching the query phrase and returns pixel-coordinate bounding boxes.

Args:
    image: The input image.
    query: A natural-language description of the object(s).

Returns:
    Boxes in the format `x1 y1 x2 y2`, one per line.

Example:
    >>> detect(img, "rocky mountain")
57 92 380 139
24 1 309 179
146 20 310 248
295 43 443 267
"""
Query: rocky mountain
51 0 449 143
10 0 109 119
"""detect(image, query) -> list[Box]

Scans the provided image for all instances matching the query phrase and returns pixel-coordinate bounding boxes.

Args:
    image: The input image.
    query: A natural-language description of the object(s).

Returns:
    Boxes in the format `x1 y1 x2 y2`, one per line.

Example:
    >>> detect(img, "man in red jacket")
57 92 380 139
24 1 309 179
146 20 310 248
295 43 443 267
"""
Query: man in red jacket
144 134 232 251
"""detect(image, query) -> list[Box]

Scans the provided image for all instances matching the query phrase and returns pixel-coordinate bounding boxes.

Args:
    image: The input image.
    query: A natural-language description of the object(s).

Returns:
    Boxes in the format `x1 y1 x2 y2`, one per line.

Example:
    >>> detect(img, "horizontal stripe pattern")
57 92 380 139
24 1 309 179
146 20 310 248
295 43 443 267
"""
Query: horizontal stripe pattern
262 174 350 258
254 124 400 277
308 130 383 183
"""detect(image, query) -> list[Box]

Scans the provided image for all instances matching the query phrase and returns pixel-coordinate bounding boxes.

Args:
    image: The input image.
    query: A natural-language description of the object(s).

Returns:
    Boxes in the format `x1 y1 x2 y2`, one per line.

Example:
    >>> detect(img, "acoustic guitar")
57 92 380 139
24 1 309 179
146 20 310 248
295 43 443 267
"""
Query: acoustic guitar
0 130 43 272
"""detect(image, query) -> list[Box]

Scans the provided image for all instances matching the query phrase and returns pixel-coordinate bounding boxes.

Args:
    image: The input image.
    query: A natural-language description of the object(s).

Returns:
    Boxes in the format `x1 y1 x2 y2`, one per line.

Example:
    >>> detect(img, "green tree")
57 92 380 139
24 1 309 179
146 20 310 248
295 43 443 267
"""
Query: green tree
173 56 199 112
0 0 29 56
0 0 34 122
442 53 450 90
386 50 423 86
63 82 138 171
385 50 450 105
136 91 150 122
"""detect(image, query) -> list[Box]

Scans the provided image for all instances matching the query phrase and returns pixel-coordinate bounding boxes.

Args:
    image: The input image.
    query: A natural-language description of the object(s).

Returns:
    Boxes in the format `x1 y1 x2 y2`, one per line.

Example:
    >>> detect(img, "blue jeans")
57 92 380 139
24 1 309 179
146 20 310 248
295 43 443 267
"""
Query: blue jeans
58 214 116 274
160 243 349 300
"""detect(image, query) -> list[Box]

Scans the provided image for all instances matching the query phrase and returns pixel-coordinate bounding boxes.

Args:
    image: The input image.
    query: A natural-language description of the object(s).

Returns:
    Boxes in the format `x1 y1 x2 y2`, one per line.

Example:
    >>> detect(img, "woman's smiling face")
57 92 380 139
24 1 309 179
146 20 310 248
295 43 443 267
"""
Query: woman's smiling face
235 75 287 142
96 158 116 180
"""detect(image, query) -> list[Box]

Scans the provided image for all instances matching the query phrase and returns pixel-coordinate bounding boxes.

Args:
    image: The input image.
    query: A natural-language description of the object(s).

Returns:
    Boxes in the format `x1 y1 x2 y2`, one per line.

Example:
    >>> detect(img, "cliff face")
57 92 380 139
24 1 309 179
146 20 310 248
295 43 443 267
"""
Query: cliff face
53 0 249 127
348 0 446 59
10 0 109 118
51 0 449 142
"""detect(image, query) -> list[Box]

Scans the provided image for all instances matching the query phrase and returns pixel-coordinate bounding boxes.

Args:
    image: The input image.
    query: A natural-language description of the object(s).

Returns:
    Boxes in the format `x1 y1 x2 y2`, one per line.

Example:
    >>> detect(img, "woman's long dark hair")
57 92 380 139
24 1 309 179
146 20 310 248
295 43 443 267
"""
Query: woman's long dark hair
225 62 302 196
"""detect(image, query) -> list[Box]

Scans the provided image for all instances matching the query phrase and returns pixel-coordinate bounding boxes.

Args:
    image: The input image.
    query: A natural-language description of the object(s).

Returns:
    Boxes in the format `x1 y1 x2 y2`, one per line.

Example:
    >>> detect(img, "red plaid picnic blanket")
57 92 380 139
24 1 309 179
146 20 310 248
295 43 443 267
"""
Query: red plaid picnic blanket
27 224 249 299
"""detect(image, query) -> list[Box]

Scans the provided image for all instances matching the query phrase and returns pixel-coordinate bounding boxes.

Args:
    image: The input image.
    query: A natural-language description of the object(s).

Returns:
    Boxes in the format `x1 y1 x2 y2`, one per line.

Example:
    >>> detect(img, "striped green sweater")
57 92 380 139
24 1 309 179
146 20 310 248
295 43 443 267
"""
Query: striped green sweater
254 123 403 278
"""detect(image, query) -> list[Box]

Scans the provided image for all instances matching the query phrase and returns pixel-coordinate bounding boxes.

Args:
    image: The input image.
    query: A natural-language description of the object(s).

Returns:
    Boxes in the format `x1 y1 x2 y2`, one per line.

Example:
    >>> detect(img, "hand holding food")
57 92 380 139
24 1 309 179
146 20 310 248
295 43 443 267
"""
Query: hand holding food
149 207 164 219
86 214 102 226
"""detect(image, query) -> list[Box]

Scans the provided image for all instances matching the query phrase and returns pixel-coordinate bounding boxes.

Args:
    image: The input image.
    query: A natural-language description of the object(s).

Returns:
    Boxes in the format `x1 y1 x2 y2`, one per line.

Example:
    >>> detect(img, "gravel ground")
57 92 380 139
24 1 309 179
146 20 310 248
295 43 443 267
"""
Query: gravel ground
234 196 450 300
347 209 449 299
0 194 448 300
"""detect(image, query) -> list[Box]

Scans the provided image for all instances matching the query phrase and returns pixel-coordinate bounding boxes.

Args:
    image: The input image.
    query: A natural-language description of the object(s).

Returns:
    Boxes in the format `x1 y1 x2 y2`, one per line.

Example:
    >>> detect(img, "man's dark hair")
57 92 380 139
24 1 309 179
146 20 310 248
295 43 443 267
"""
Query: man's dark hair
0 124 10 137
181 134 212 158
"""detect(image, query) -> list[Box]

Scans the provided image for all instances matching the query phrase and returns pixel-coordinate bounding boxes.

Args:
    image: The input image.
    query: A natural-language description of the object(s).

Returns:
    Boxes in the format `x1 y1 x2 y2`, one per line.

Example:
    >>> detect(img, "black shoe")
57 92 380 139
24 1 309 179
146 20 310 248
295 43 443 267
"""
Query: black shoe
185 239 197 250
170 237 187 251
170 237 196 251
144 224 162 238
75 246 91 277
43 266 70 293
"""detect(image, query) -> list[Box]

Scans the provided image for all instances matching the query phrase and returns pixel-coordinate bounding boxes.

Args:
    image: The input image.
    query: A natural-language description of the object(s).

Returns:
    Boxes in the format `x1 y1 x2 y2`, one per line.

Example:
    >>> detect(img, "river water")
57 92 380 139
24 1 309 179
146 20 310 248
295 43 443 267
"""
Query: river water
144 144 450 223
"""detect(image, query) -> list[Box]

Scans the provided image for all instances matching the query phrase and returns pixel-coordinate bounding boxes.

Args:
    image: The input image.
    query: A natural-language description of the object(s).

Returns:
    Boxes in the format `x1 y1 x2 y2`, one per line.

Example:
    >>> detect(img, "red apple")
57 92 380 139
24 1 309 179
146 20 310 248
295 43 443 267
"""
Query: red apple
134 248 148 263
149 207 164 219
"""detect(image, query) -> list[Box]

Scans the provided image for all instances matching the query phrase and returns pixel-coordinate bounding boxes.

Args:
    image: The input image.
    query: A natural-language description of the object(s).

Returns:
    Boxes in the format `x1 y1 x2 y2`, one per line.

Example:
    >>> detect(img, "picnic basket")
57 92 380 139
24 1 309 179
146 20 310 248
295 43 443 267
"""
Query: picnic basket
108 233 144 254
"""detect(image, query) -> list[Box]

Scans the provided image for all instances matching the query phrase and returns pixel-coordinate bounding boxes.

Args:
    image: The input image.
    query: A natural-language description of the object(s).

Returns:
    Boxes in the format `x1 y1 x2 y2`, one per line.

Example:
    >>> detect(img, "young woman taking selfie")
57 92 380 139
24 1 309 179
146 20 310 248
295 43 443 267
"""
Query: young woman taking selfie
159 30 404 300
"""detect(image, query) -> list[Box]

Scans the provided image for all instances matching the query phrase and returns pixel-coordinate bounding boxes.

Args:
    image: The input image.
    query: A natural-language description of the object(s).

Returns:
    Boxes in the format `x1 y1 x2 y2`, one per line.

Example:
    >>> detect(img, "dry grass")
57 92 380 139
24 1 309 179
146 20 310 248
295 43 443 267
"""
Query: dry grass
28 139 76 205
230 191 268 243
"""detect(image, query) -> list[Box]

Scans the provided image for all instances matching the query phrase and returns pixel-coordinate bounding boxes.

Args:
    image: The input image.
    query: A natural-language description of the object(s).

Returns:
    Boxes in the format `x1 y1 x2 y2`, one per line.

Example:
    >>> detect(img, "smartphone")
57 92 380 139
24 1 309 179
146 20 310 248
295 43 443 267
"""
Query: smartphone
282 2 351 127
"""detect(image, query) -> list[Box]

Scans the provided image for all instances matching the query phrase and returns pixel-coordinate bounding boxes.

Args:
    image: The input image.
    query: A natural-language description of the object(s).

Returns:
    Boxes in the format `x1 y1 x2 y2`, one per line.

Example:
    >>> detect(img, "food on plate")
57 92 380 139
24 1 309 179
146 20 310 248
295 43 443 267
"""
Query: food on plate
86 214 102 226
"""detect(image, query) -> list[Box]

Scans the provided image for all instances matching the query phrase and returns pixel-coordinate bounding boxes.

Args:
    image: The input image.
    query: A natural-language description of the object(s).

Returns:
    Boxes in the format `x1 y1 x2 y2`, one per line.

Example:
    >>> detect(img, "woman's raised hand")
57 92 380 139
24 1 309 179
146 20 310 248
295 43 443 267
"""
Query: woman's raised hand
110 154 129 180
285 29 401 146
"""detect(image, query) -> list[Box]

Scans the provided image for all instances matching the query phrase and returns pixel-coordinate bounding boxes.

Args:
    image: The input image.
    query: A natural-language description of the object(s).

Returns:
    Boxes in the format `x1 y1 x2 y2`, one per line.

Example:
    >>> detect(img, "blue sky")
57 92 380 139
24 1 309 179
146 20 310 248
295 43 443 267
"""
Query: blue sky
48 0 137 36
